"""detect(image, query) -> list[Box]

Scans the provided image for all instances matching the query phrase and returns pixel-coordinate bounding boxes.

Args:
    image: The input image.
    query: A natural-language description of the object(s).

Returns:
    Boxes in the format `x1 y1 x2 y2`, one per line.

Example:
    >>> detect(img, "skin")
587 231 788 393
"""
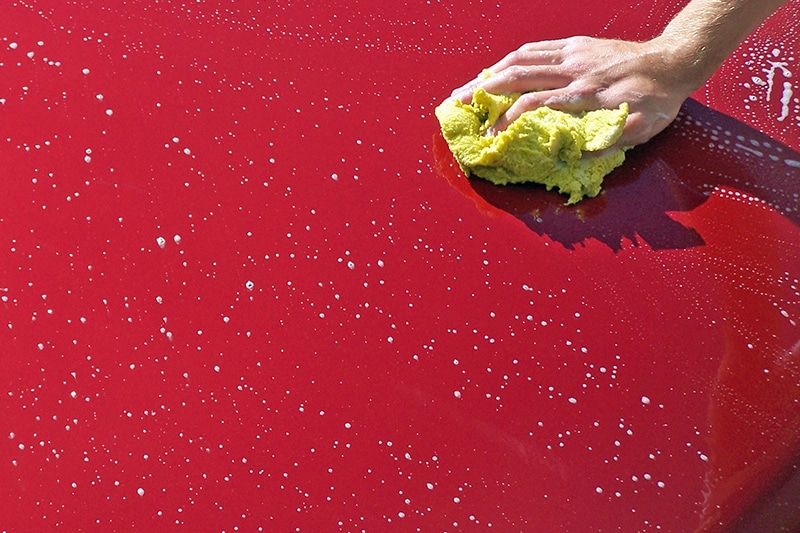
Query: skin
449 0 790 147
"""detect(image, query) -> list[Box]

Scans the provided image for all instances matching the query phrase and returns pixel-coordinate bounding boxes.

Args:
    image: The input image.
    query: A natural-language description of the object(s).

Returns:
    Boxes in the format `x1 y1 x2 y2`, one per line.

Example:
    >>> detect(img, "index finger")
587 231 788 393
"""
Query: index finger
486 38 569 72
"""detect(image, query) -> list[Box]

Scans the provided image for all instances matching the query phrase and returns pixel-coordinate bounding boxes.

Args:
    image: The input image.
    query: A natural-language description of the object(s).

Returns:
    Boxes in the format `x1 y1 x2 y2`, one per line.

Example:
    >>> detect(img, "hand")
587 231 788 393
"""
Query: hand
449 36 697 147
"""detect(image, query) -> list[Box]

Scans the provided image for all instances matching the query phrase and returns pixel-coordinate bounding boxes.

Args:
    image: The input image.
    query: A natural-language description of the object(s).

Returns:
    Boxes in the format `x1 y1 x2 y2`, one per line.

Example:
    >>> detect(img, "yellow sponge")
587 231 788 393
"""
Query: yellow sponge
435 88 629 204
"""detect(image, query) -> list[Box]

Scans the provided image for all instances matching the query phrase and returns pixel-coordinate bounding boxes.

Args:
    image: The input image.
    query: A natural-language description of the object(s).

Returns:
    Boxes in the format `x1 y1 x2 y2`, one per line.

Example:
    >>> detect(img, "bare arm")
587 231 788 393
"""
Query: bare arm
658 0 790 91
449 0 790 146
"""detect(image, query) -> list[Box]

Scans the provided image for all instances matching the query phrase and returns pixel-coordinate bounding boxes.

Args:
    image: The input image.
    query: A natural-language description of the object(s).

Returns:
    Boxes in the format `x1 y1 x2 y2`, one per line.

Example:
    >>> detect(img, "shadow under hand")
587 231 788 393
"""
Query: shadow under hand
433 98 800 251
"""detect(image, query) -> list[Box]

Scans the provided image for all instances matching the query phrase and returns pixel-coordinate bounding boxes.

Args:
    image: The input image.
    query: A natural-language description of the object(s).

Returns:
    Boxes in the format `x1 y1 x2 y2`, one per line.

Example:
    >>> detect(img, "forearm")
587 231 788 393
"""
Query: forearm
655 0 789 92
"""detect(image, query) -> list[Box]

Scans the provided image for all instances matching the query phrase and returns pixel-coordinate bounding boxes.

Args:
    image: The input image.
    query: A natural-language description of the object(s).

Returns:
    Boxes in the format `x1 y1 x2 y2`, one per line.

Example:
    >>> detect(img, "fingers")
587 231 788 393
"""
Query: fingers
451 64 573 103
487 91 554 133
482 89 670 149
487 39 568 72
449 77 483 103
481 65 573 96
488 87 603 133
450 39 574 102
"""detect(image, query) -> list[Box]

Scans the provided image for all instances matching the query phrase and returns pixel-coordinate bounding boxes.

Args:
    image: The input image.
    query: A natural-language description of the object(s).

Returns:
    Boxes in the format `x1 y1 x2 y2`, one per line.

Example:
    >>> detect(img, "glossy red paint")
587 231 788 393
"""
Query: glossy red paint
1 1 799 531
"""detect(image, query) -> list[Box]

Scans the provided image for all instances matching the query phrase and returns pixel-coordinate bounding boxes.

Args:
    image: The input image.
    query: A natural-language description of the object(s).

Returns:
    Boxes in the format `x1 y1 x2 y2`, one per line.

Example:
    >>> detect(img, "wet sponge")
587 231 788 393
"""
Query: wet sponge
435 88 629 204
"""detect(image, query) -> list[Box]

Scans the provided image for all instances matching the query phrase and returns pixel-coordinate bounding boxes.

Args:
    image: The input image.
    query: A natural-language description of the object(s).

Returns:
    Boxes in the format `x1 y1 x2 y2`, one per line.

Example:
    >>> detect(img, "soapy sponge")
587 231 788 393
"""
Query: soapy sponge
435 88 629 204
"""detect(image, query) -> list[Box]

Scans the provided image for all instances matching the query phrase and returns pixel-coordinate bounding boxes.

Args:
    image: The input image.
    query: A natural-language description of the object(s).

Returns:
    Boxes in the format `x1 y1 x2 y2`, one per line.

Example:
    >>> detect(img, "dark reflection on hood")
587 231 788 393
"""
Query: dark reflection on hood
434 98 800 252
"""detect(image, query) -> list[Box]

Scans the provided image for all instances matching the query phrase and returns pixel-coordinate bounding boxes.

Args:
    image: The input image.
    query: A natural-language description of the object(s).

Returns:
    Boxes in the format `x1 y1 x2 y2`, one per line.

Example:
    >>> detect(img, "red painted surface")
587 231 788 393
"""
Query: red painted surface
1 1 799 531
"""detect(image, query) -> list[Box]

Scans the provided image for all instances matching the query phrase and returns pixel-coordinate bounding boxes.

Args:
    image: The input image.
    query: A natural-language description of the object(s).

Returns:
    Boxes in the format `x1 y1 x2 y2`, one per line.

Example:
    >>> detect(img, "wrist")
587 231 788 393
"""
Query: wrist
654 0 790 93
640 36 706 99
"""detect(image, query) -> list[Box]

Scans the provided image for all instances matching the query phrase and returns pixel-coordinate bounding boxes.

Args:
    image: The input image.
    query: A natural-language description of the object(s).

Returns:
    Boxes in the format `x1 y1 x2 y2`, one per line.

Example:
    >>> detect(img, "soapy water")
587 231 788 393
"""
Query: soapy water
2 1 799 531
745 46 796 123
673 0 799 151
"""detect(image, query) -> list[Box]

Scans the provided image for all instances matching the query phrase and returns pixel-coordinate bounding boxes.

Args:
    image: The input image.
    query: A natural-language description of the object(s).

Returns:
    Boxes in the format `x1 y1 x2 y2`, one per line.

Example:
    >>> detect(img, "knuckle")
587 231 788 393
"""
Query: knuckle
517 92 541 107
504 65 530 83
506 48 528 65
558 60 583 78
564 35 590 49
571 79 604 97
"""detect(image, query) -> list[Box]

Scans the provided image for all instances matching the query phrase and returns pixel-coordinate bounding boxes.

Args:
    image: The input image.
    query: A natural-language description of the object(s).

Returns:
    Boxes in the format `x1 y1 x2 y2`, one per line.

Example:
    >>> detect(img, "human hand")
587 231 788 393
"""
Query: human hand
449 36 698 147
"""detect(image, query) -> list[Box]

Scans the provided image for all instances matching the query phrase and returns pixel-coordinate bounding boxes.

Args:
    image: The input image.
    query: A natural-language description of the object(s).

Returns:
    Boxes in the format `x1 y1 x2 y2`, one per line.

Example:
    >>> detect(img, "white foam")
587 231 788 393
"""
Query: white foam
778 81 793 122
